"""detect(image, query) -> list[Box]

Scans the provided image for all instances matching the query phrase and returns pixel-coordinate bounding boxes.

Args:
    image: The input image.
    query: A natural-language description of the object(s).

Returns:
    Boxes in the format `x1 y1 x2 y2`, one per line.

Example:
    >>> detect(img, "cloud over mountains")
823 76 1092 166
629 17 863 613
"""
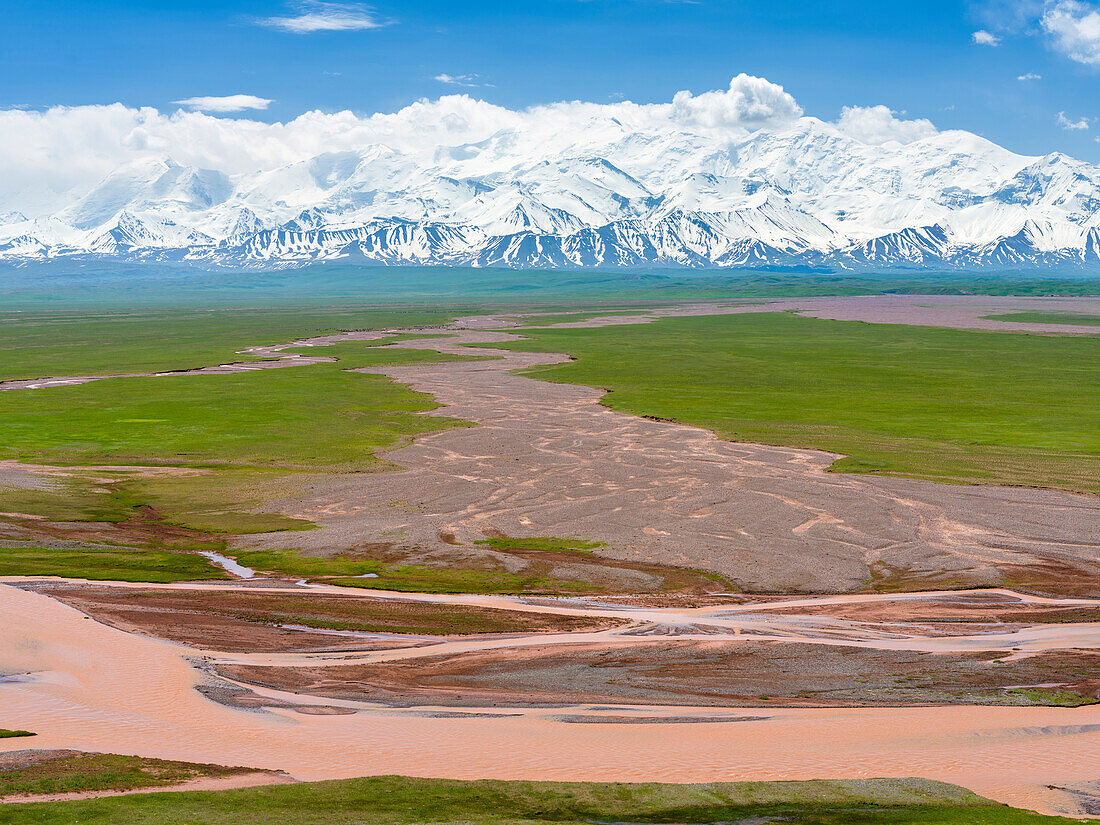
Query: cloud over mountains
1 76 1098 271
0 77 926 213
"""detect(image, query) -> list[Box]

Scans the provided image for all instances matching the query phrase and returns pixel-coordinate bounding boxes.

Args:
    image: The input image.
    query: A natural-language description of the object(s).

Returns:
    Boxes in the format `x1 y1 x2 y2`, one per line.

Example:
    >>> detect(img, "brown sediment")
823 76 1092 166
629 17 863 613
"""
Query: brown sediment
2 582 1100 818
194 681 357 714
29 583 627 652
213 641 1100 709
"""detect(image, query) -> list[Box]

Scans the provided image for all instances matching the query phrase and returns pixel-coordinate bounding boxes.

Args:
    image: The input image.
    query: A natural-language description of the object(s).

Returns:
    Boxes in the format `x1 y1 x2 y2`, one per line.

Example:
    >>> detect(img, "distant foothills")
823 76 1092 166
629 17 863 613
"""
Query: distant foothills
4 116 1100 272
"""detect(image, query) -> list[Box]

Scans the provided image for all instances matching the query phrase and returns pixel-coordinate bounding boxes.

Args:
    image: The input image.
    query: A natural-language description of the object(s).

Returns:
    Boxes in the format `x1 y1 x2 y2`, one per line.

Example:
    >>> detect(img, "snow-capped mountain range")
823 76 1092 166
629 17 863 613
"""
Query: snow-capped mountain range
4 115 1100 271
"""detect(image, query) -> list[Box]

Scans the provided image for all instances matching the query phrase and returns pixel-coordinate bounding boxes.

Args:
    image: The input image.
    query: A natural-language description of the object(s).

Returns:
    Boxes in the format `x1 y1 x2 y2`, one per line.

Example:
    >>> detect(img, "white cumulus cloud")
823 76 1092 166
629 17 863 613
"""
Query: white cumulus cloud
1017 72 1043 80
258 1 382 33
0 77 955 216
670 73 802 132
173 95 273 113
834 105 938 145
435 74 491 88
1057 111 1091 130
972 29 1002 45
1041 0 1100 64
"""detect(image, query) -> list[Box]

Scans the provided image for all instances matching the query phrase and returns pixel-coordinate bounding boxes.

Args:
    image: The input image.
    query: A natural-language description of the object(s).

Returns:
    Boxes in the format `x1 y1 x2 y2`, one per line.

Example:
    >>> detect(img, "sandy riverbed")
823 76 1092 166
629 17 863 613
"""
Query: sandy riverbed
222 297 1100 594
2 581 1099 817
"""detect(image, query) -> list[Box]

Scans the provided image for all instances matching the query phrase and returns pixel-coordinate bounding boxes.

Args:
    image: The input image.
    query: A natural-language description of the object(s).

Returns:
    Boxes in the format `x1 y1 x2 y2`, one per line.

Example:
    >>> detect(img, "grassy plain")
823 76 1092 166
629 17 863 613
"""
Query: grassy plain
5 300 1098 586
0 306 461 381
0 541 227 582
1 345 481 471
0 311 488 581
227 547 592 594
0 775 1080 825
498 312 1100 493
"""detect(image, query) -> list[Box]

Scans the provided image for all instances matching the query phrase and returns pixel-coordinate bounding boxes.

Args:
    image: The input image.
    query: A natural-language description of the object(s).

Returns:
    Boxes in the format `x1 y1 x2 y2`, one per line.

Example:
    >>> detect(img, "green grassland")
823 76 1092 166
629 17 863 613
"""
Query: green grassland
0 774 1081 825
0 731 34 739
982 311 1100 326
1 350 481 471
1005 688 1098 707
0 306 463 381
0 541 228 582
5 303 1098 587
227 547 592 594
0 327 490 581
496 312 1099 493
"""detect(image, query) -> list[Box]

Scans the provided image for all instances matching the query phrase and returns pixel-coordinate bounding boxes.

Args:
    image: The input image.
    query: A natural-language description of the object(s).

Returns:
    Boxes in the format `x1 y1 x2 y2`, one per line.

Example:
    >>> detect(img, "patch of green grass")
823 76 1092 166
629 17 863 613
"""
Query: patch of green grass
474 535 606 553
228 598 604 636
0 307 460 382
494 312 1100 493
123 470 320 536
160 510 314 535
0 731 34 739
329 565 591 595
1006 688 1098 707
0 774 1080 825
0 335 488 582
236 546 592 594
0 356 473 473
0 541 226 582
0 753 259 799
232 549 383 579
982 311 1100 326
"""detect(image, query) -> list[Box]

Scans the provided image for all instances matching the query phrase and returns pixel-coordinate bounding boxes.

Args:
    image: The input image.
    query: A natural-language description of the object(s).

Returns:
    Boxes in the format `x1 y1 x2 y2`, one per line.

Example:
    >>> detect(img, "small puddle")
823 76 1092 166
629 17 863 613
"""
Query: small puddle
200 552 255 579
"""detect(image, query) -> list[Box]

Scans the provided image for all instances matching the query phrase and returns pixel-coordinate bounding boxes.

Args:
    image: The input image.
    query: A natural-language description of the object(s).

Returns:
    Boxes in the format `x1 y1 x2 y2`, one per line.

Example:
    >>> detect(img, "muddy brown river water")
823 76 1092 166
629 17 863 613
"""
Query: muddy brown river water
2 580 1099 817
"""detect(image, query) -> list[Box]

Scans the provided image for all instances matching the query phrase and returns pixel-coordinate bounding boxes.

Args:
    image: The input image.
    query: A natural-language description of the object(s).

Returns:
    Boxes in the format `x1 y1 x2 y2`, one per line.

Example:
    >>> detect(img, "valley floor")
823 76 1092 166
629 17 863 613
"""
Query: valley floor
0 294 1098 821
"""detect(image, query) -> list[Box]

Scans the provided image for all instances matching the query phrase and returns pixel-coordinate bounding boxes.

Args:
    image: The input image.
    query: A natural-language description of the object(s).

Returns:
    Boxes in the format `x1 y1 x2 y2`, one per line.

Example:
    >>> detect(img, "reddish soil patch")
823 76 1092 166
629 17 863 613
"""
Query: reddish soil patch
216 641 1100 708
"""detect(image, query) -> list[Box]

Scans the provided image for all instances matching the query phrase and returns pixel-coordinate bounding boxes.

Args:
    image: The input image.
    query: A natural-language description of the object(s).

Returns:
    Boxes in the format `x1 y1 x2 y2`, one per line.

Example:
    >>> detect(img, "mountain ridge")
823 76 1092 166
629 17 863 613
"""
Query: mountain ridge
3 116 1100 271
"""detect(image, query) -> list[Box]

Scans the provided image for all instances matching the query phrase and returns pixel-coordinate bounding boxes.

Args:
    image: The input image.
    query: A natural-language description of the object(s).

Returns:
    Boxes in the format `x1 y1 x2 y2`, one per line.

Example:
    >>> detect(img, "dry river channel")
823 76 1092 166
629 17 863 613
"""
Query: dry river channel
1 295 1099 816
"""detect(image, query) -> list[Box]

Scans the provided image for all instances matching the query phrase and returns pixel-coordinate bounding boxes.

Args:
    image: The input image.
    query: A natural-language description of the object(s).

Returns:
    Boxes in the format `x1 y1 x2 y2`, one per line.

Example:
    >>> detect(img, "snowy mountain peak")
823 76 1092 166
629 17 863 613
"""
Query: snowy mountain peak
2 116 1099 271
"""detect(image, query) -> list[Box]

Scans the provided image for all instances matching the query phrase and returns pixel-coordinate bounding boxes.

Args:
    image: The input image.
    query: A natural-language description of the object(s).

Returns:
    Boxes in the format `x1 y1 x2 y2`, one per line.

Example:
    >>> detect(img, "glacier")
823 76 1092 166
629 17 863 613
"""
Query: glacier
2 116 1100 271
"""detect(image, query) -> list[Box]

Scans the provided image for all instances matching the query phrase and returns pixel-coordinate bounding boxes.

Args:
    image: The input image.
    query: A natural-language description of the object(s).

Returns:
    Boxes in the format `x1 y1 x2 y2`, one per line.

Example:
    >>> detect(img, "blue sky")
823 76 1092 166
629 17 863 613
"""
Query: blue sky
2 0 1099 160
